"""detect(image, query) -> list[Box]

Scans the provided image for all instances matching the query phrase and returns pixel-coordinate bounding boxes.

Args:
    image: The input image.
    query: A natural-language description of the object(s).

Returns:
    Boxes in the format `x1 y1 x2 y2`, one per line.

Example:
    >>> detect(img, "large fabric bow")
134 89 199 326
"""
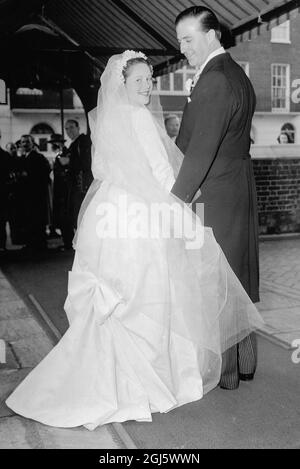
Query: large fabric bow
67 270 124 325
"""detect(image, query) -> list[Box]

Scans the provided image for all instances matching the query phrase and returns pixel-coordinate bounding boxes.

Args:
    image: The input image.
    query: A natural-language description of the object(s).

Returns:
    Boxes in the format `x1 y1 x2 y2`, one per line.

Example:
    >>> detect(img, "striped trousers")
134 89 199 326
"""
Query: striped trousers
219 333 257 389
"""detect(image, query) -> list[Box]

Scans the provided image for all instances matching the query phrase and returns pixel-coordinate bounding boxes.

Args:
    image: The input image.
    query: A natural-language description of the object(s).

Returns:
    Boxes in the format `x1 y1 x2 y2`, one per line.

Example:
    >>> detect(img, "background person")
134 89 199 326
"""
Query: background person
64 119 93 232
4 142 22 245
277 132 291 144
50 133 74 251
19 134 51 252
0 130 13 251
164 114 181 141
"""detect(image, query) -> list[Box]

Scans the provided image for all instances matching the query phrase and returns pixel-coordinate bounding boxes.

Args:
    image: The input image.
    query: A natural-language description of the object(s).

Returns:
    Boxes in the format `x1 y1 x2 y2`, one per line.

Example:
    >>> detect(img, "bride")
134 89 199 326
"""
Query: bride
6 51 263 430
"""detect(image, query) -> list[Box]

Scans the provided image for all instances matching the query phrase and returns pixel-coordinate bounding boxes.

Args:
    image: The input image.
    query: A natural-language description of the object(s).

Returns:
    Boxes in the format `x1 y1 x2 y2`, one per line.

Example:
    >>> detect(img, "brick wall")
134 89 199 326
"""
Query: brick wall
230 16 300 113
253 158 300 234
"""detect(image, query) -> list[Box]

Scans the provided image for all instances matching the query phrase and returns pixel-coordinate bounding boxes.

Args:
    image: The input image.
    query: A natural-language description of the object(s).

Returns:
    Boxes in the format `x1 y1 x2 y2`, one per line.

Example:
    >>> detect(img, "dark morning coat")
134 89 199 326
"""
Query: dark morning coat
20 150 51 226
171 52 259 302
66 133 93 228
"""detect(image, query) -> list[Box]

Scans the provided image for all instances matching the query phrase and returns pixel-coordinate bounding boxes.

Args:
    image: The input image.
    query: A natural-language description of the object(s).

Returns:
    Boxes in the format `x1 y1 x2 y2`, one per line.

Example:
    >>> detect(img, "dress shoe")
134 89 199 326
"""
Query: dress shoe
239 373 254 381
219 381 239 390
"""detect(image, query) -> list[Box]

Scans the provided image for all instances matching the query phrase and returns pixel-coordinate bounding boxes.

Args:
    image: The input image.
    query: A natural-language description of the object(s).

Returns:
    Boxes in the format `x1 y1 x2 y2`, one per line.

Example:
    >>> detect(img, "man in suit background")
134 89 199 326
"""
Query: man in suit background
18 135 51 252
164 114 181 142
64 119 93 233
49 133 74 251
172 6 259 390
0 130 13 252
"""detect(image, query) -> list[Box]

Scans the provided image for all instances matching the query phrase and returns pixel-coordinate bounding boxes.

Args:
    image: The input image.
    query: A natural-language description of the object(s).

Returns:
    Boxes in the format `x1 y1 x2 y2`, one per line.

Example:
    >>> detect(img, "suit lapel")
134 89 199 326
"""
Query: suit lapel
190 52 229 98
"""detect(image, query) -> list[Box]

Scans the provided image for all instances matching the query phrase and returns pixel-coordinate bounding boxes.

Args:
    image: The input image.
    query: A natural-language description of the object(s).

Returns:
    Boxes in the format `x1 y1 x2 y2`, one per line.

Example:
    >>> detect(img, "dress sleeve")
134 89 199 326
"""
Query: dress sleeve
133 108 175 192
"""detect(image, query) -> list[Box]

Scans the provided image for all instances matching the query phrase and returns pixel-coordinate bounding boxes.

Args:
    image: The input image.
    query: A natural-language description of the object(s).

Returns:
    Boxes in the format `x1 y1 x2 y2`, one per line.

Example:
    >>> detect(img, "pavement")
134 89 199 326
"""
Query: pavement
0 234 299 448
122 234 300 449
257 235 300 348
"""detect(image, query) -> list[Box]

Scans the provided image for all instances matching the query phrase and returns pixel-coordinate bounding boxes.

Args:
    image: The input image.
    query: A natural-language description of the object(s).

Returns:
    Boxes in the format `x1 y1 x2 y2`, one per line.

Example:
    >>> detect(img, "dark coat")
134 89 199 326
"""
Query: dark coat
20 150 51 225
66 134 93 228
0 147 12 190
0 147 13 215
67 134 93 194
52 147 70 224
171 53 259 302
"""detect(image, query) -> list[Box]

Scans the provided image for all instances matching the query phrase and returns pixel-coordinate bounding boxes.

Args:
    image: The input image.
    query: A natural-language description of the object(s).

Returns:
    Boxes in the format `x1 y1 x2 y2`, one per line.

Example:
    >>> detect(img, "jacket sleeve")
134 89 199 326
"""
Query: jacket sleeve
78 135 93 191
171 72 235 203
77 135 92 172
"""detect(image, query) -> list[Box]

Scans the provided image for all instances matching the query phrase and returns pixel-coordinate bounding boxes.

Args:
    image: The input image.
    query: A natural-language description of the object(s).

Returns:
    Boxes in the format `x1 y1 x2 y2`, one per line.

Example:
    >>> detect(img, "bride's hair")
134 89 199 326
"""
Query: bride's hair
122 57 153 81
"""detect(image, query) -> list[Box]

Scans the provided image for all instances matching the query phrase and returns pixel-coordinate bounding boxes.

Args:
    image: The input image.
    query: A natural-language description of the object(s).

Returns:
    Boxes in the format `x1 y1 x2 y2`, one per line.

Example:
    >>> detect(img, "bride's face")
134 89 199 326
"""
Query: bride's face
125 63 153 106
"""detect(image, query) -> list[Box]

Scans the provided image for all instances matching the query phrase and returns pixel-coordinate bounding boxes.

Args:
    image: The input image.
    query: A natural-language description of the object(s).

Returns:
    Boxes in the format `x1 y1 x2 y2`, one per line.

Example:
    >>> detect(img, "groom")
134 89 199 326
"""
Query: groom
171 6 259 390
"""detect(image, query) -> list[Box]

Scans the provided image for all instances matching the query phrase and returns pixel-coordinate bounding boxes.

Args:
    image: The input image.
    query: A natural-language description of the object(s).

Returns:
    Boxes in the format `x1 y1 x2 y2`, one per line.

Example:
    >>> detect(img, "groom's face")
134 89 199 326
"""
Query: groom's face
176 17 210 69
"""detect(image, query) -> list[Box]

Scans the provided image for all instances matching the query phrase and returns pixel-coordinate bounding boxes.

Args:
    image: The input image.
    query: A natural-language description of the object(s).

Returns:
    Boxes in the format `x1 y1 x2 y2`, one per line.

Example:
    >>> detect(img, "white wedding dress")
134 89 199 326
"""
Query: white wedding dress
6 55 263 430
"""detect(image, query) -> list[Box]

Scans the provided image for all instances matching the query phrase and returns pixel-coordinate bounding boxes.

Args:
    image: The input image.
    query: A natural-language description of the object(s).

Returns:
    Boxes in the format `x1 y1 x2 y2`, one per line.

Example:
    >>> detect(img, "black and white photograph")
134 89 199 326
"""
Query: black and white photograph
0 0 299 453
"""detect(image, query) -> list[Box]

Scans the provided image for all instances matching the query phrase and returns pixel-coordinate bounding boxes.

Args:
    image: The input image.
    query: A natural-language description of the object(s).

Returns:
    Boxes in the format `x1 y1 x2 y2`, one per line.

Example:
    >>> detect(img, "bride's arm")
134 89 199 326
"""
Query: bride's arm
133 109 175 192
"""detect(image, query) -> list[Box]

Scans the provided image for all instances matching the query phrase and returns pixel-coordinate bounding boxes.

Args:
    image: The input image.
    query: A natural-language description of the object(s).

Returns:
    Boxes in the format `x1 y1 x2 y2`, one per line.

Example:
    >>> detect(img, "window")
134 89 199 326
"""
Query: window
281 122 295 143
155 65 197 95
16 88 43 96
271 20 290 43
173 71 184 91
160 74 171 91
237 62 250 77
271 64 290 112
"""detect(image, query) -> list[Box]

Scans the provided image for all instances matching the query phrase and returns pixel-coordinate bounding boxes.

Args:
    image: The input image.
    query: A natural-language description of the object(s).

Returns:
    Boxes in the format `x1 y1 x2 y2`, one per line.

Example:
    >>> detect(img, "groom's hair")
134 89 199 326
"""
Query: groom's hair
175 6 221 41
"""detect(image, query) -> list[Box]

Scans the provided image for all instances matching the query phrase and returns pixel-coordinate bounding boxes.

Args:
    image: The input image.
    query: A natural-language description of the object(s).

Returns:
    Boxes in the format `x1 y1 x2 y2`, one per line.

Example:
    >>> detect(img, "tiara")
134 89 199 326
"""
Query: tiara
117 50 149 83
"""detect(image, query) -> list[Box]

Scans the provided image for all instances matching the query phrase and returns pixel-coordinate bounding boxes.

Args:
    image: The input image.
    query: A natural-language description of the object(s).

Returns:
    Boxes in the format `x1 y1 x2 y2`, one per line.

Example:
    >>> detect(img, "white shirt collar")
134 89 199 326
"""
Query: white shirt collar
186 47 226 101
196 47 226 78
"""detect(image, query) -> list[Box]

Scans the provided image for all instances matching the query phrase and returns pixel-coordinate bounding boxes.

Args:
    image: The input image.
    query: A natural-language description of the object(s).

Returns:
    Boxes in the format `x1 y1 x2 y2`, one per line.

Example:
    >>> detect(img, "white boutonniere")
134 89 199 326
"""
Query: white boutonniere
185 78 193 103
185 70 201 102
185 78 193 95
